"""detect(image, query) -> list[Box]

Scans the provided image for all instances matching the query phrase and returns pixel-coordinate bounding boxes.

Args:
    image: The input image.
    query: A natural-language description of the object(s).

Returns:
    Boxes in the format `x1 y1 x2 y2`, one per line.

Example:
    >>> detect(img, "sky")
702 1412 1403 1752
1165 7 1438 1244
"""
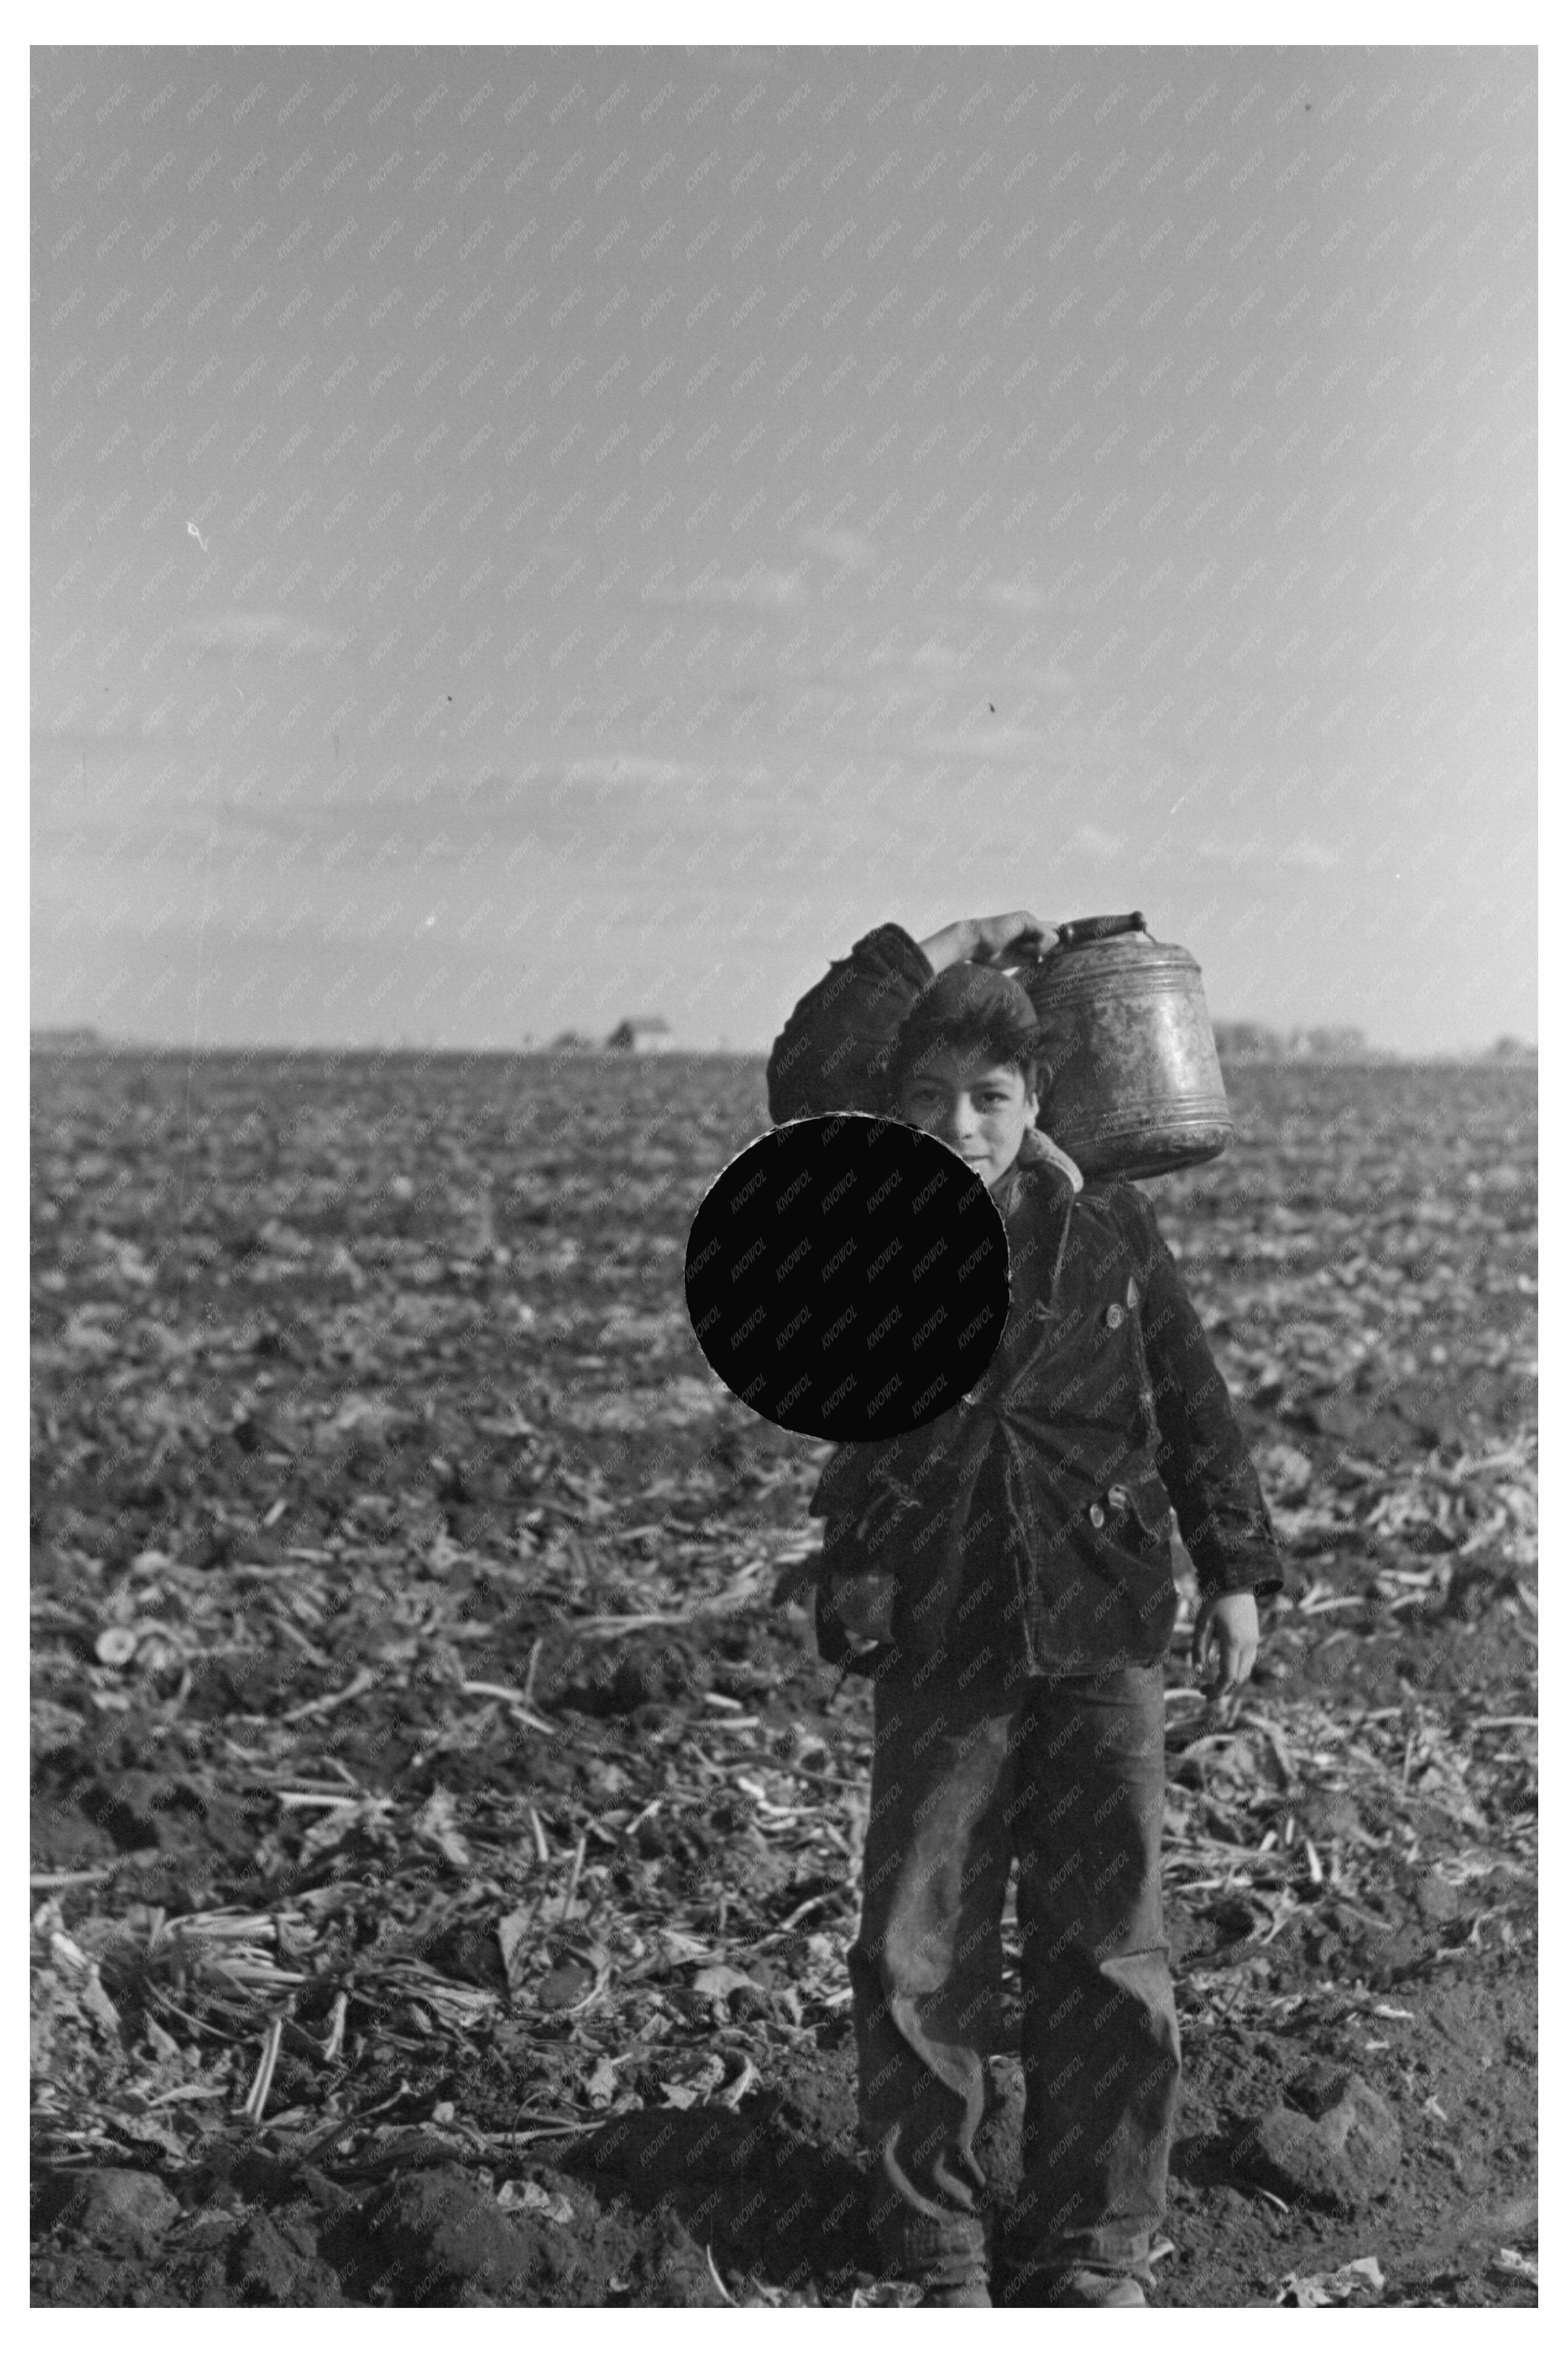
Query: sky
31 41 1537 1054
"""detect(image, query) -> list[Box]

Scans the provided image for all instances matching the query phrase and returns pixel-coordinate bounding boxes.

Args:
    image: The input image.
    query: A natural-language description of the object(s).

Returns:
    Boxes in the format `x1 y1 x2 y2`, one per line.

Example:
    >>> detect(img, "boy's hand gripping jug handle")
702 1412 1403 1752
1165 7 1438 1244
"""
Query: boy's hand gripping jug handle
1049 911 1149 952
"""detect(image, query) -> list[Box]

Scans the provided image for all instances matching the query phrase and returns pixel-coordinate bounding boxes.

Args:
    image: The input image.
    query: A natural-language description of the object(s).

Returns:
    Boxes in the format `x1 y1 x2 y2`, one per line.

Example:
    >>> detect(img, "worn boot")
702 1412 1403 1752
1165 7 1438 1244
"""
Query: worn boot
917 2279 993 2307
1040 2268 1147 2308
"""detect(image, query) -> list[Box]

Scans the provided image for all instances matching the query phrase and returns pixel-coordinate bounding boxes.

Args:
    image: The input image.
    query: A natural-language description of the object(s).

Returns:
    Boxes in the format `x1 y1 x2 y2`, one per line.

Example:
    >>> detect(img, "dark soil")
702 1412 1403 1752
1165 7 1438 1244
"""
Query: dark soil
31 1051 1536 2306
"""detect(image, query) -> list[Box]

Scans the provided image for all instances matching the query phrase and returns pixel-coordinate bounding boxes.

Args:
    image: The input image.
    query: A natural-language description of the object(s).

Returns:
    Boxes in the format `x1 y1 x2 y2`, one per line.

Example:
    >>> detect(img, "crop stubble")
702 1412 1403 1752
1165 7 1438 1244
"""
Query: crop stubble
30 1049 1536 2307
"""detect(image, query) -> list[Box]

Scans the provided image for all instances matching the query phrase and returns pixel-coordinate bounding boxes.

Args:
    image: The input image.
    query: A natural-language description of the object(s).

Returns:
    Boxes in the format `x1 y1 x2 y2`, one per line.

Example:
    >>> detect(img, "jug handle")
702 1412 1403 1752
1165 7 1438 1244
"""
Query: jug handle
1049 911 1149 952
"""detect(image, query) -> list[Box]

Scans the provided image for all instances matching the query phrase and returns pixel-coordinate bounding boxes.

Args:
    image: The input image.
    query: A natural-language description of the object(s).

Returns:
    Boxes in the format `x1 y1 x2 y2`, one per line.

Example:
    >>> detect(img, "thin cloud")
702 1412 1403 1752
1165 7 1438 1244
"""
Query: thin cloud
177 611 341 664
36 719 147 753
1195 835 1342 872
643 566 804 611
799 526 879 572
855 636 954 677
917 723 1062 757
200 757 724 847
1010 665 1077 699
983 578 1050 618
912 637 966 673
553 754 712 789
1069 823 1129 857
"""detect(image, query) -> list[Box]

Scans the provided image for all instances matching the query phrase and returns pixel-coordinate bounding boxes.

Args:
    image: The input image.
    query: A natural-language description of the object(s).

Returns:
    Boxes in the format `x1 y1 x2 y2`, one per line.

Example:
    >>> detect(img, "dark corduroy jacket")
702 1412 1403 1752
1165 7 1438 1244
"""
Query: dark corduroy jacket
767 924 1286 1675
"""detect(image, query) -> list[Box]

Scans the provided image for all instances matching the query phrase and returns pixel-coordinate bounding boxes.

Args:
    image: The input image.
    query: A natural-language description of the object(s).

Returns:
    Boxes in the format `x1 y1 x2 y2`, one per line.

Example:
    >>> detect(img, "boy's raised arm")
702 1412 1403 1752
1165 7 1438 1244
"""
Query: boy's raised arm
765 924 936 1124
765 911 1062 1124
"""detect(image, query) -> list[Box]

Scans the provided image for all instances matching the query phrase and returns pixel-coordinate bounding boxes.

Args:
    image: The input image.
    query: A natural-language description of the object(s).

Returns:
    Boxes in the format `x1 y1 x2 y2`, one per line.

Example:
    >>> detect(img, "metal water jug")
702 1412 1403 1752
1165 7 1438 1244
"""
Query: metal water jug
1010 913 1233 1181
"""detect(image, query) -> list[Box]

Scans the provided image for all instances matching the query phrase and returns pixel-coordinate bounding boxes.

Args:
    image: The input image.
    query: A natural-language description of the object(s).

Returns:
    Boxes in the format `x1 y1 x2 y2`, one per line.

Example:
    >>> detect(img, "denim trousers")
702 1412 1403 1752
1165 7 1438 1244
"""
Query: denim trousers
849 1647 1180 2292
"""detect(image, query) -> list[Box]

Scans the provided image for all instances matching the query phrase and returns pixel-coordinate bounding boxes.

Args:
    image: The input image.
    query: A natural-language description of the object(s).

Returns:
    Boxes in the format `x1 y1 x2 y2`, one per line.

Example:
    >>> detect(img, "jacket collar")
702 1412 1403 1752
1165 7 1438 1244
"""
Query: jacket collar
1012 1124 1083 1191
992 1123 1081 1304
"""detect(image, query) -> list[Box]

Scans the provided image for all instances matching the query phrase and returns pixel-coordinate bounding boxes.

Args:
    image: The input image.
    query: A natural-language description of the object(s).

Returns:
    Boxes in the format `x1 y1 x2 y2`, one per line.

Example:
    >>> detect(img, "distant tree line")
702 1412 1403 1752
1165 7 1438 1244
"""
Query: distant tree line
30 1022 1534 1064
1213 1021 1373 1061
29 1027 102 1053
1212 1023 1536 1063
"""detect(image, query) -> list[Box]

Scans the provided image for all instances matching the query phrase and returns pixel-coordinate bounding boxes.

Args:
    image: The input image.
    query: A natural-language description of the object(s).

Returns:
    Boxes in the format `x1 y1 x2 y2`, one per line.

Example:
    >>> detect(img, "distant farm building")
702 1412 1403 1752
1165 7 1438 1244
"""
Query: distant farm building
606 1015 674 1053
30 1026 102 1053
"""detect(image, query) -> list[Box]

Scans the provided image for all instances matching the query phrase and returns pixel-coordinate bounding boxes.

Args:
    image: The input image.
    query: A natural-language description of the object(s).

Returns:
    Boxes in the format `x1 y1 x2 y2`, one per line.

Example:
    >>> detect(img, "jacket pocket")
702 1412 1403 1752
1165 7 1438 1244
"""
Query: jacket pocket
1102 1468 1174 1546
853 1476 924 1562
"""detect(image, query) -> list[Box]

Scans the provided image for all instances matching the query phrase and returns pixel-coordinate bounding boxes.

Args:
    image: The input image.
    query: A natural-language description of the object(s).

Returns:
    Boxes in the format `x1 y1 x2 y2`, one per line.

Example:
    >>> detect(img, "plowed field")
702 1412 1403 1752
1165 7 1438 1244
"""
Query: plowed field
30 1049 1536 2307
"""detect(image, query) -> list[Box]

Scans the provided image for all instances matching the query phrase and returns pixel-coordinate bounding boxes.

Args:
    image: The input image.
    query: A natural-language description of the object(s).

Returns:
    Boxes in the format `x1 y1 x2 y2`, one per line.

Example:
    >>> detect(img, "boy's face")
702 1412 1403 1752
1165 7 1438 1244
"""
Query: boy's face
895 1045 1040 1191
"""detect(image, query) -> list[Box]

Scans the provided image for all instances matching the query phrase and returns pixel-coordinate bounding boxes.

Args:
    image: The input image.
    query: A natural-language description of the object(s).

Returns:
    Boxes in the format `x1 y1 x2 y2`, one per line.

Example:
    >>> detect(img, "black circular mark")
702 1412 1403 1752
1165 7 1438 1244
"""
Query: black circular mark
683 1114 1010 1441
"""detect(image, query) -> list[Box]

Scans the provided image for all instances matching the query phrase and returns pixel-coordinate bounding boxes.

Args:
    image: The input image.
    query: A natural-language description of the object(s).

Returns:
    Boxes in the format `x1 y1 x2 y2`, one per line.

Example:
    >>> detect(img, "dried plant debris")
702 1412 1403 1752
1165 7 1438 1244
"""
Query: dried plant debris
32 1054 1535 2306
1276 2253 1386 2306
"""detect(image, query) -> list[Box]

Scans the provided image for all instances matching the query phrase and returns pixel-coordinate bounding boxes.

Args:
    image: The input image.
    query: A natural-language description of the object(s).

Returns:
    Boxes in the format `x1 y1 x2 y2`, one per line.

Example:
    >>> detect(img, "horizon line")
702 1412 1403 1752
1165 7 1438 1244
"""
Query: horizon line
29 1033 1539 1065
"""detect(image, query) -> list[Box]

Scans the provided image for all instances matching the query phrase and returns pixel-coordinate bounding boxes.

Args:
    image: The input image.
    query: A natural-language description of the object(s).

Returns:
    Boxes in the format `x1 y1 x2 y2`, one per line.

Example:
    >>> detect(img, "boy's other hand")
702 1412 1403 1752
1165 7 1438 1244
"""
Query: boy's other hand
917 913 1059 973
965 911 1060 965
828 1565 898 1648
1192 1591 1259 1698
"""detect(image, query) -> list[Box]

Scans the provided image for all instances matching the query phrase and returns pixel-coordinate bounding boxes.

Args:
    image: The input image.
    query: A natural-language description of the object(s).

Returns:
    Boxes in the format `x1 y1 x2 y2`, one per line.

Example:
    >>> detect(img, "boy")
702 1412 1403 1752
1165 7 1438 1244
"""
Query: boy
766 912 1284 2308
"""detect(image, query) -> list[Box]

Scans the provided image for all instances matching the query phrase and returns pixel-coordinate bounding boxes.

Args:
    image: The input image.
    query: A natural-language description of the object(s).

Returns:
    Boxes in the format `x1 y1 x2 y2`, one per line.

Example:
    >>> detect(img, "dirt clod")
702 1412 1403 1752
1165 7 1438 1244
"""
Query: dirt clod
537 1965 595 2011
1236 2071 1402 2214
225 2211 345 2307
59 2169 181 2249
348 2165 559 2302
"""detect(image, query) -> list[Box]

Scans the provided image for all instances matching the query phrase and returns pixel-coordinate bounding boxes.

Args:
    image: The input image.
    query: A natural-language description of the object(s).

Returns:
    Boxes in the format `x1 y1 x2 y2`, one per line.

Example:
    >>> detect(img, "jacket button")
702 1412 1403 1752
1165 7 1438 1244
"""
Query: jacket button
1089 1503 1106 1529
1105 1303 1125 1329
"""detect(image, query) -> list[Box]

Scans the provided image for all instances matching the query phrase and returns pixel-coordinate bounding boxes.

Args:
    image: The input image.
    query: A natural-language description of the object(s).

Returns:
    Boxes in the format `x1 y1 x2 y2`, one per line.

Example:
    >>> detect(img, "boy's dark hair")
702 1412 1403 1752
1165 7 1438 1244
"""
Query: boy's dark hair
878 960 1054 1118
884 1023 1048 1108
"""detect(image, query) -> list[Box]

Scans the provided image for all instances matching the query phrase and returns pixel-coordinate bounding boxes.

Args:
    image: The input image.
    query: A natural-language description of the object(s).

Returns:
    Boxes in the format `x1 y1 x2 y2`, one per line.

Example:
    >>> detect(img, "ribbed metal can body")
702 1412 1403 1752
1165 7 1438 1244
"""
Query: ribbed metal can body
1020 934 1233 1180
